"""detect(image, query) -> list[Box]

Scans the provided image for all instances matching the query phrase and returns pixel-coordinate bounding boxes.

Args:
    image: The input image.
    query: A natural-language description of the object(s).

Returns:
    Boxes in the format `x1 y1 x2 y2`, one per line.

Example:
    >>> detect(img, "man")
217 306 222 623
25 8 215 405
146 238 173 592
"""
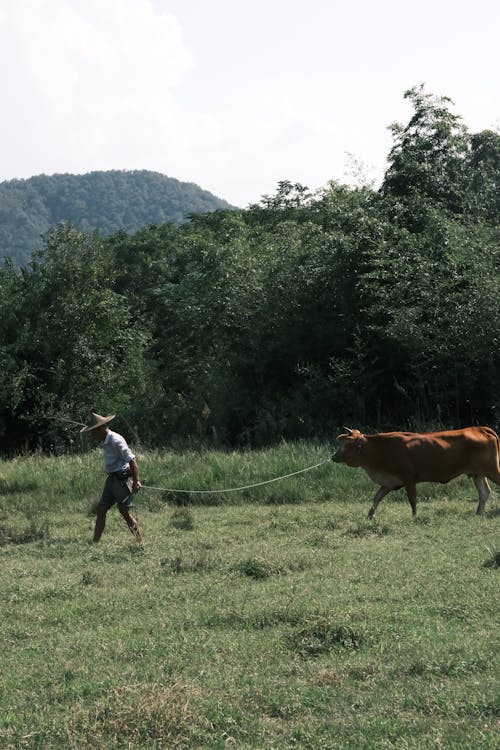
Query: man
81 412 143 542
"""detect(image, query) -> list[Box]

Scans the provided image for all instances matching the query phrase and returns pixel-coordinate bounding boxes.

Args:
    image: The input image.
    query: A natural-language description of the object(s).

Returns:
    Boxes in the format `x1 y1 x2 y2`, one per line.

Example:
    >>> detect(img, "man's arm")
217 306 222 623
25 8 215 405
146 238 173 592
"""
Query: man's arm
129 457 141 492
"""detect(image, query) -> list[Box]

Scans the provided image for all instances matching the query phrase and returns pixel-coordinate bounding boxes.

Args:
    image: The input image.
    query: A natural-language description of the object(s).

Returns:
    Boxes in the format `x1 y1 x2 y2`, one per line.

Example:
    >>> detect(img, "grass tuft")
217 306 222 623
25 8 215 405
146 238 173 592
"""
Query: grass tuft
285 616 363 657
344 520 390 537
232 556 283 579
204 607 304 630
482 544 500 569
0 520 49 546
413 515 433 526
81 570 101 586
170 507 194 530
0 478 39 494
160 551 218 574
69 682 210 748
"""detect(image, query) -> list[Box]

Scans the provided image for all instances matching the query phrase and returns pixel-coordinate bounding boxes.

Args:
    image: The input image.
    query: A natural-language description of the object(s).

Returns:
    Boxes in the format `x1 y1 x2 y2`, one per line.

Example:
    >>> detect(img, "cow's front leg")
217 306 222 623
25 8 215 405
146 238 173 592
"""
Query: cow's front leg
367 486 391 519
473 476 490 514
405 483 417 516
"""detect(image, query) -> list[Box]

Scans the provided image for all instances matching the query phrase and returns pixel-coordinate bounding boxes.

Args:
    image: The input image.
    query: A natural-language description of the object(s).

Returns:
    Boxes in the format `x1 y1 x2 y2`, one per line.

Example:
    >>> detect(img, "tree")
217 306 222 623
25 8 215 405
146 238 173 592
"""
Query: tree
0 225 151 452
467 129 500 224
382 84 470 216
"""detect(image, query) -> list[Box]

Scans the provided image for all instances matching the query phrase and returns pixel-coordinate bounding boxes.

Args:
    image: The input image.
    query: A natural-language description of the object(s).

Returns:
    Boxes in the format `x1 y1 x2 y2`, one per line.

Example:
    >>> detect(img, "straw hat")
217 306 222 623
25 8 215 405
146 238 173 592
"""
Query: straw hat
80 412 115 433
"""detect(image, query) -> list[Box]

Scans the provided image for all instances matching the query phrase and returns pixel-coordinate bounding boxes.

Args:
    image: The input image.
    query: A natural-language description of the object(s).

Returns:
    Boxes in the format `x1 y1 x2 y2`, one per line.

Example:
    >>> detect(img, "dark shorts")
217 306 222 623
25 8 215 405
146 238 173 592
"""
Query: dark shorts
98 474 134 510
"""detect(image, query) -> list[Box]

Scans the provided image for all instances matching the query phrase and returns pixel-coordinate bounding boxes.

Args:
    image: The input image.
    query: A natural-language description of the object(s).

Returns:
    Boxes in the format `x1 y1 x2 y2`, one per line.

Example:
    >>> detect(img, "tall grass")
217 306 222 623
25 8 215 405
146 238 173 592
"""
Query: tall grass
0 443 498 748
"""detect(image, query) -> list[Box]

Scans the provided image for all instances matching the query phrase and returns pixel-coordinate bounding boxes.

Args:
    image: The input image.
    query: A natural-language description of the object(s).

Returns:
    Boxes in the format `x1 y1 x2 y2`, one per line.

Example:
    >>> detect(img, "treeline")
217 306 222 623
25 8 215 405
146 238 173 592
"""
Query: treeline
0 169 233 267
1 86 499 454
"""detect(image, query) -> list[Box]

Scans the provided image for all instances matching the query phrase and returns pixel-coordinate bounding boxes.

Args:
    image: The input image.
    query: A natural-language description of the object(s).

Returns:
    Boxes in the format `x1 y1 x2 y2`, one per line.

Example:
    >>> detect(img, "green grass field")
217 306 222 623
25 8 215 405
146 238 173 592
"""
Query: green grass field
0 443 498 749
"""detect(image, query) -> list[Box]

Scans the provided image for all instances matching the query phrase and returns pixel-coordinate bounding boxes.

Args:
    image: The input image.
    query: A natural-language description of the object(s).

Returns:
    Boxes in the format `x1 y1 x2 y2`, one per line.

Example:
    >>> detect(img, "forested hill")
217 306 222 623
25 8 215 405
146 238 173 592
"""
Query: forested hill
0 169 235 266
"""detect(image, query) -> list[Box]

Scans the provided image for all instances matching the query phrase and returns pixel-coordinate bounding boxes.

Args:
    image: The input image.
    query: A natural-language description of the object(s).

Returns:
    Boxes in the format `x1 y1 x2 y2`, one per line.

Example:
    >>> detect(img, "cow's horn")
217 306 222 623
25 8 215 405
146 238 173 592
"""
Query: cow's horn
343 426 354 434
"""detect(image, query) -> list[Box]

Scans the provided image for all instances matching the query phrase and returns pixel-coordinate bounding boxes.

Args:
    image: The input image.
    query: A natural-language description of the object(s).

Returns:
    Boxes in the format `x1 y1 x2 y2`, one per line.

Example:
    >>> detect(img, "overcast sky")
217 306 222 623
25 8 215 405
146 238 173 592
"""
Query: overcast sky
1 0 498 207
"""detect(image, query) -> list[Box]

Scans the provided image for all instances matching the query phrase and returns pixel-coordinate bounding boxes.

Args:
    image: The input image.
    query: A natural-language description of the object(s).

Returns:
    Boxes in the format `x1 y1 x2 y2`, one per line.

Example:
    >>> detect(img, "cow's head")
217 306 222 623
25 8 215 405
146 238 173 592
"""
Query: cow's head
331 427 365 466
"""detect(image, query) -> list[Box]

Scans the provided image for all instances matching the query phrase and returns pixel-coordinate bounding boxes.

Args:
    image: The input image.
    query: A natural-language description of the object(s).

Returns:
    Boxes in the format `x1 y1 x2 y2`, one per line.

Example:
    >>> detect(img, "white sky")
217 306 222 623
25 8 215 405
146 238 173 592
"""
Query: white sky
1 0 499 207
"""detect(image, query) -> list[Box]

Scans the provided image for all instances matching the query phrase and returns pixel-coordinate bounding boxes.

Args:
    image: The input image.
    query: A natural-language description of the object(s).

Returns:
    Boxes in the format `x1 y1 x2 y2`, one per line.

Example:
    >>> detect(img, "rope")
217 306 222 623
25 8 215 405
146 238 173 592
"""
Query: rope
140 458 330 495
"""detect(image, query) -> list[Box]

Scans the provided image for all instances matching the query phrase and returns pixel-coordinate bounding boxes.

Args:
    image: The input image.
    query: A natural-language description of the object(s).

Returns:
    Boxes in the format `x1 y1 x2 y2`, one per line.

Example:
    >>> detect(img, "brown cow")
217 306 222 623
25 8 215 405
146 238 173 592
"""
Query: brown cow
332 426 500 518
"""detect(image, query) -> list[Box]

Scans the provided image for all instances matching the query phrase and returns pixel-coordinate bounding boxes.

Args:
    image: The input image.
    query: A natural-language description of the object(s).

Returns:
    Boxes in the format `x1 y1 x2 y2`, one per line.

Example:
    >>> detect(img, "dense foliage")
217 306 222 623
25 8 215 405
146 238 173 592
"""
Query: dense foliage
0 169 234 266
1 86 499 453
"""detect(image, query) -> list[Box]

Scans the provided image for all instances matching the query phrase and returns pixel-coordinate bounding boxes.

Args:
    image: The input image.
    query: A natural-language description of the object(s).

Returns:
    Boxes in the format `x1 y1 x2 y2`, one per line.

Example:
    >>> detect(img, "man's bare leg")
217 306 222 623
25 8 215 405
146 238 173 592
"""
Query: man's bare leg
93 505 107 542
119 507 143 542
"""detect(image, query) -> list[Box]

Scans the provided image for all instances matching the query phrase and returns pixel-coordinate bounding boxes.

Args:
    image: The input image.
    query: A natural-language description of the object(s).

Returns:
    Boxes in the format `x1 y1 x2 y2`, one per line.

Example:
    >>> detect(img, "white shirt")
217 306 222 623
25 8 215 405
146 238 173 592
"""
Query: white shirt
100 429 135 474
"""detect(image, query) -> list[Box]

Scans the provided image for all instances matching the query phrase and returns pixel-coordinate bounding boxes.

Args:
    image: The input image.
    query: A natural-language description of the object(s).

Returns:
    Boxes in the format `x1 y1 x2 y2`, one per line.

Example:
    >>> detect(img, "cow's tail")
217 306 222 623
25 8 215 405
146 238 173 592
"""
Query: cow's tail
481 426 500 484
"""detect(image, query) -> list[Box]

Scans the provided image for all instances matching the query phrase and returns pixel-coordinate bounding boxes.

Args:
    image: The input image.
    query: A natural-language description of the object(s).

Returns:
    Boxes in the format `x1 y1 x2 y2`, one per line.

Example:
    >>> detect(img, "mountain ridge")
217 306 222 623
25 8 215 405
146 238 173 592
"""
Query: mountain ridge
0 169 236 265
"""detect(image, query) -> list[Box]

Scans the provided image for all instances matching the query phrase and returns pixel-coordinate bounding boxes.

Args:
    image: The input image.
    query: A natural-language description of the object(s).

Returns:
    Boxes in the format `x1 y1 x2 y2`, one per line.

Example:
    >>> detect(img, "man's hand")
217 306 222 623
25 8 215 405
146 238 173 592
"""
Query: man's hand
132 480 142 493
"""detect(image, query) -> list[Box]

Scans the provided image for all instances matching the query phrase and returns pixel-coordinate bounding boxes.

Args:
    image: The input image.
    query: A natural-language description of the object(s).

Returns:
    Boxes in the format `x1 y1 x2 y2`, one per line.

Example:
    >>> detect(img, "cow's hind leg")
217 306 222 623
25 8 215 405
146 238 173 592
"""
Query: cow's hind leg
404 483 417 516
367 486 391 519
473 476 490 514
